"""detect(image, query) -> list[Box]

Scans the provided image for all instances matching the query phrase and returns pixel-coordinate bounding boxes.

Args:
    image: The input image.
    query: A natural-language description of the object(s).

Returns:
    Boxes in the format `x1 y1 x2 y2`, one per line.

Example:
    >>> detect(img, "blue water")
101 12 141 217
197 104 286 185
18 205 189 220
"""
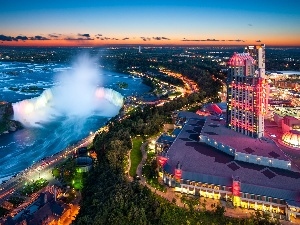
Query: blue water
0 61 150 180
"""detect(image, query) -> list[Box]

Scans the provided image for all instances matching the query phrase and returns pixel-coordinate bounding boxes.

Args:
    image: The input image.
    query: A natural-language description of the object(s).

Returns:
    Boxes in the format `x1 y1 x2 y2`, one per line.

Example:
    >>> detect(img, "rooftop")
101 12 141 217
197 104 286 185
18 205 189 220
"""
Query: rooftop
164 112 300 201
228 53 255 67
201 116 289 161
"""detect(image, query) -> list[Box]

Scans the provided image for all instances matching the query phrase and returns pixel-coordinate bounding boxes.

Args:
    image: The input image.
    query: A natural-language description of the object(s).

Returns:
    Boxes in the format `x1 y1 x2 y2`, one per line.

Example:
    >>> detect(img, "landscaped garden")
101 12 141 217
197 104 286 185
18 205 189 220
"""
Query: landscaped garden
129 137 143 177
52 157 85 191
142 151 166 192
21 178 48 196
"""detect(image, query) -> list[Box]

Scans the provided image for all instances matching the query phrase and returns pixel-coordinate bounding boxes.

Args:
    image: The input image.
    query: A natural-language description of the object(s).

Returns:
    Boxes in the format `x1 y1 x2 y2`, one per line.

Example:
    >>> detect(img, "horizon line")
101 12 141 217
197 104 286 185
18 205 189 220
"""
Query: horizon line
1 44 300 48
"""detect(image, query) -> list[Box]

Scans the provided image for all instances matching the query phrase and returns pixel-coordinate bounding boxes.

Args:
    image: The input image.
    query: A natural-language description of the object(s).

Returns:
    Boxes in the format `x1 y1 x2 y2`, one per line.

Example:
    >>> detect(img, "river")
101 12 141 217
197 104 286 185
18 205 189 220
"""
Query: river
0 60 150 181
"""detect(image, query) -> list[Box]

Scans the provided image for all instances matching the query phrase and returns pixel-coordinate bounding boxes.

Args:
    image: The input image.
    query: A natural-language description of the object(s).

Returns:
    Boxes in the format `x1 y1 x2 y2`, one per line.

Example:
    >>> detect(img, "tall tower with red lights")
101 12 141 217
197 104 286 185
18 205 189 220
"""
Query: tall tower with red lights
226 44 268 138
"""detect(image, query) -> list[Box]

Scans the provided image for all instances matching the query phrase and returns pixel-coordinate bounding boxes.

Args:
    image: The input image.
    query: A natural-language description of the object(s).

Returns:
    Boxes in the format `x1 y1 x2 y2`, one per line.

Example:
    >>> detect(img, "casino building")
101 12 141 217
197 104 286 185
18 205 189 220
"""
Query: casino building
156 45 300 221
227 44 268 138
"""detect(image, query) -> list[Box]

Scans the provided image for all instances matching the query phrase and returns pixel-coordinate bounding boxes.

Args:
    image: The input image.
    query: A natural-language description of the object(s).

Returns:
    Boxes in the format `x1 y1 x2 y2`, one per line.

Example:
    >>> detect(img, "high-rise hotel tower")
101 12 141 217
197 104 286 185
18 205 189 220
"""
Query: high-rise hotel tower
226 44 269 138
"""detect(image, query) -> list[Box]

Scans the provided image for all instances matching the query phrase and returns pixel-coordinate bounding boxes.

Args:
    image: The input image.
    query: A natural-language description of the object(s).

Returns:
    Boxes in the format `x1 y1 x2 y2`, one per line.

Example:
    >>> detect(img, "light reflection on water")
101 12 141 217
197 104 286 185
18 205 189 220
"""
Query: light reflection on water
0 61 150 179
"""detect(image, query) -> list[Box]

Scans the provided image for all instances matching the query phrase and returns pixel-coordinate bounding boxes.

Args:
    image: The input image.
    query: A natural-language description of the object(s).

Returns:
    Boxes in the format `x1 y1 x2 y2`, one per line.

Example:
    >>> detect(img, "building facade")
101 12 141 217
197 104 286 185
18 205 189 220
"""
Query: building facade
226 44 269 138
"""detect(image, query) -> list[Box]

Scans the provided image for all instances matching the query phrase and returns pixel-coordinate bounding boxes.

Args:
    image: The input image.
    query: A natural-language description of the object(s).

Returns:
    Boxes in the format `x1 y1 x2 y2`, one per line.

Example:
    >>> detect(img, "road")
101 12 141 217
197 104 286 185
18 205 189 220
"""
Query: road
0 133 95 219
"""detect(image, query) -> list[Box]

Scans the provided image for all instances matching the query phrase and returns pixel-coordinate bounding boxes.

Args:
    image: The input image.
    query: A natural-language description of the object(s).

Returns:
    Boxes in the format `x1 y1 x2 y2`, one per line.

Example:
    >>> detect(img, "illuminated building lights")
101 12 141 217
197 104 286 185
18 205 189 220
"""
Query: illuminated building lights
174 169 182 180
157 156 168 167
226 44 268 138
282 130 300 148
232 180 241 197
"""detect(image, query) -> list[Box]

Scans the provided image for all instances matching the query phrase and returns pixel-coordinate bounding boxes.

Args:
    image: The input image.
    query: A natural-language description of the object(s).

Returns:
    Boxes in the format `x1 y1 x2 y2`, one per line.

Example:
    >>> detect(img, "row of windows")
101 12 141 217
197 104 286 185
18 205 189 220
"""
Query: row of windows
242 193 285 205
180 180 286 206
181 180 227 191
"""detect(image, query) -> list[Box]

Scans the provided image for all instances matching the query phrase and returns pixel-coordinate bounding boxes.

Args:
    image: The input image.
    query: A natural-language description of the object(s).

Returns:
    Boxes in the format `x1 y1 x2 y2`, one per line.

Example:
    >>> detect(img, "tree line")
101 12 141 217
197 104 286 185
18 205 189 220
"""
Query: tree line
74 93 279 224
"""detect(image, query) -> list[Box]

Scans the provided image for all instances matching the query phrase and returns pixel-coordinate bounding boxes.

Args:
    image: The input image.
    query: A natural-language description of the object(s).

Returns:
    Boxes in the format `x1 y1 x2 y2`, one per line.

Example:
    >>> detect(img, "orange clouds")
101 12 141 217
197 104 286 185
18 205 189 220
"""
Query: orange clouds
1 36 299 47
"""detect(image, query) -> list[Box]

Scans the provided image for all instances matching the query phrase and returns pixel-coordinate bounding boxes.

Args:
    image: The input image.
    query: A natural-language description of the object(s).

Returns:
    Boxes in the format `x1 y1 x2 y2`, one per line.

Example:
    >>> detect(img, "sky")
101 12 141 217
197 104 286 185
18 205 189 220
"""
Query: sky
1 0 300 47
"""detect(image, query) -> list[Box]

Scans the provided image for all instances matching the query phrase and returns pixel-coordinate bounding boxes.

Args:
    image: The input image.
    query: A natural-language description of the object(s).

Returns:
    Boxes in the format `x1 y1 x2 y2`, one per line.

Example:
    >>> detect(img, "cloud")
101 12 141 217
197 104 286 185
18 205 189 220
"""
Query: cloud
49 33 60 38
227 39 244 42
1 34 50 41
181 38 220 42
181 38 245 43
64 33 94 41
98 37 111 40
15 36 28 41
0 34 14 41
78 33 90 38
140 37 151 41
122 37 129 40
181 38 200 42
256 40 261 42
152 36 170 41
65 37 94 41
205 38 219 41
95 34 102 37
30 35 50 40
152 37 161 40
248 24 253 26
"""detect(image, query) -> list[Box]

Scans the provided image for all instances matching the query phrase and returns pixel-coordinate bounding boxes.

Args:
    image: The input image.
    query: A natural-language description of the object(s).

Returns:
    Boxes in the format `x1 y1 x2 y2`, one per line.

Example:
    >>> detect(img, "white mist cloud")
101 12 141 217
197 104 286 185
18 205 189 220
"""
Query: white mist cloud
13 54 123 126
53 54 100 116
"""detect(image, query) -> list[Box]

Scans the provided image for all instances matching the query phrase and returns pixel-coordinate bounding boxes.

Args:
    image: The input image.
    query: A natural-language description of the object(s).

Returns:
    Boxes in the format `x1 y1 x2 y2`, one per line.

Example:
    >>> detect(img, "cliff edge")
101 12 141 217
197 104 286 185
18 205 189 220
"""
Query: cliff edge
0 101 22 134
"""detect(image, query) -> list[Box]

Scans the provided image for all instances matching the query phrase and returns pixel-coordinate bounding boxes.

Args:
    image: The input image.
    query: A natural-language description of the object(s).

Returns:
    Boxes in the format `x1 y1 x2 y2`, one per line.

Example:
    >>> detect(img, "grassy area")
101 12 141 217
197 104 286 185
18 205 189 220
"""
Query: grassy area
129 137 143 177
52 158 85 190
73 171 84 190
21 178 48 196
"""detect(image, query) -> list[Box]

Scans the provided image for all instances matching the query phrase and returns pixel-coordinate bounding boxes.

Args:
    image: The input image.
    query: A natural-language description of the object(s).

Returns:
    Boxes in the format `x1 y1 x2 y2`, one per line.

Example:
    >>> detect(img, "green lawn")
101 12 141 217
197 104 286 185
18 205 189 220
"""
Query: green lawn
21 178 48 196
129 137 143 177
73 171 84 190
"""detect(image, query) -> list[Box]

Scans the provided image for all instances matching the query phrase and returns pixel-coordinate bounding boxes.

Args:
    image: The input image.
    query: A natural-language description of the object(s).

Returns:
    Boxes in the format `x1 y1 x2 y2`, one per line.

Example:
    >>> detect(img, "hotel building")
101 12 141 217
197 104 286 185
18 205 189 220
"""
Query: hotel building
227 44 268 138
157 45 300 221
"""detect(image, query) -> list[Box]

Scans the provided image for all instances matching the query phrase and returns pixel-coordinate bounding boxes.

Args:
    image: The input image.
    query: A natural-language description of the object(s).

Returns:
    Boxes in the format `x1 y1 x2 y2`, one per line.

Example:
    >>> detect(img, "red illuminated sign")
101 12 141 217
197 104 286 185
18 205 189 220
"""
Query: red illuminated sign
232 181 240 196
175 169 182 180
255 78 269 116
157 156 168 167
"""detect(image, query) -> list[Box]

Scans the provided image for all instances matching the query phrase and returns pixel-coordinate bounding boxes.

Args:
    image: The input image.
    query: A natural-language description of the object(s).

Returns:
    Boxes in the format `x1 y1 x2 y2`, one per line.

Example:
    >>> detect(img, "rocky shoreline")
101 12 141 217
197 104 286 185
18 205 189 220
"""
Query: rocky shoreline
0 101 23 135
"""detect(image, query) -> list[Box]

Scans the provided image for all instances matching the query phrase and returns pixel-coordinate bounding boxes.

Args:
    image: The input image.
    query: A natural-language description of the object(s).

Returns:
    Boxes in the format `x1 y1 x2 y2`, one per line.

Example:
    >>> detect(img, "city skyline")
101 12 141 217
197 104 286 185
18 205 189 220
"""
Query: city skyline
1 0 300 47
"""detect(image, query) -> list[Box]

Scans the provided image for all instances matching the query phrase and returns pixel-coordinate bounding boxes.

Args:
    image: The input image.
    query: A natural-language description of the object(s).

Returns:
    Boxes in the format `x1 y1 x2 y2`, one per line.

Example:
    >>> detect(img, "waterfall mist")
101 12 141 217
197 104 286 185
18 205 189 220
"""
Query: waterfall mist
13 54 124 126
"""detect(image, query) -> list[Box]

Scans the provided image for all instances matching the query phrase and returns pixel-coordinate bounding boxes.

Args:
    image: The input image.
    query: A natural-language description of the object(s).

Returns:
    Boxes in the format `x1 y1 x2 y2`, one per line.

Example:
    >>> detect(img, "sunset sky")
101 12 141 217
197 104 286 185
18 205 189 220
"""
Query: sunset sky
1 0 300 47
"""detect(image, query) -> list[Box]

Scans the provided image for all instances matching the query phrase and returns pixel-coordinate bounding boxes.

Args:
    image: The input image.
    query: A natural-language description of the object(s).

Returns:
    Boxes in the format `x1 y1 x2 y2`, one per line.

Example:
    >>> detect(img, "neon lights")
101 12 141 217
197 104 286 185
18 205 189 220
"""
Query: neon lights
228 53 255 67
157 156 168 167
175 169 182 180
227 46 268 138
232 181 241 196
231 82 254 91
282 130 300 148
255 78 269 116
